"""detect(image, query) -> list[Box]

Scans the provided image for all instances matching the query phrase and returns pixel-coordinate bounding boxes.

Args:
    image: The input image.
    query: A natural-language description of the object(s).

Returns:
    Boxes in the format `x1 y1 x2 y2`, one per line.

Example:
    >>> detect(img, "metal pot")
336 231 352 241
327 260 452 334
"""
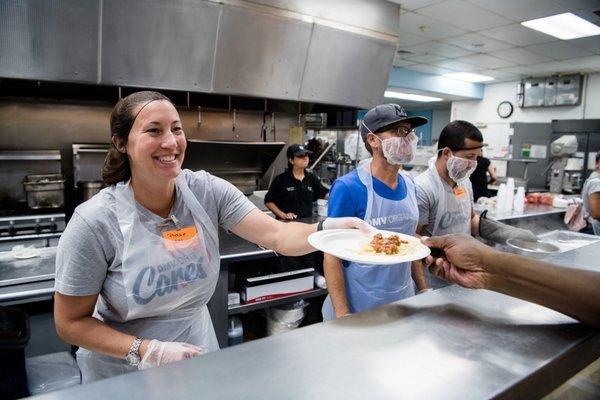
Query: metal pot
78 181 104 202
22 174 65 209
505 238 561 255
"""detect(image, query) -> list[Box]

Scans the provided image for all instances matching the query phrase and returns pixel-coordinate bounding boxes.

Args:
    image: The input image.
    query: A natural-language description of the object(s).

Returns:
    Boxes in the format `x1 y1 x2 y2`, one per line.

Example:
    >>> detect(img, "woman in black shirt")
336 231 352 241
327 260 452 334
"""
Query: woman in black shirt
470 155 498 202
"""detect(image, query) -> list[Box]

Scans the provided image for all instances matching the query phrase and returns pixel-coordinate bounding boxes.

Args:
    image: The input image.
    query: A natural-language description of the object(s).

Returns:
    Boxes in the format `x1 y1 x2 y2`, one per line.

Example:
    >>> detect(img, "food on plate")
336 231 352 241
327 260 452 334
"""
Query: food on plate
362 233 414 256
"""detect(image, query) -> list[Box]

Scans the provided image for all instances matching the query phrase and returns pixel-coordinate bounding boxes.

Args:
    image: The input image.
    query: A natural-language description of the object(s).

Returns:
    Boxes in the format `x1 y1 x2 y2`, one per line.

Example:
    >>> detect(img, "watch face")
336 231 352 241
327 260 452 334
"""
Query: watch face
497 101 513 118
126 352 141 366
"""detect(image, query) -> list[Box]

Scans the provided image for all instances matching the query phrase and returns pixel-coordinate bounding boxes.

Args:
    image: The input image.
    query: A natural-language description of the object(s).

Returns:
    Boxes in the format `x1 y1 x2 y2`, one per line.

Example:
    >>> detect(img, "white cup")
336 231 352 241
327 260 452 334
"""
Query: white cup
317 199 328 216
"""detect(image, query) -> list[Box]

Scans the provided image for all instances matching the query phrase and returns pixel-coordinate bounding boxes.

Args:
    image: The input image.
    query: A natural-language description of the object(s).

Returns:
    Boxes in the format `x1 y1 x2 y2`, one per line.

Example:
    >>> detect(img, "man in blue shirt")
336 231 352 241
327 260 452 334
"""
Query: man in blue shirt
322 104 428 320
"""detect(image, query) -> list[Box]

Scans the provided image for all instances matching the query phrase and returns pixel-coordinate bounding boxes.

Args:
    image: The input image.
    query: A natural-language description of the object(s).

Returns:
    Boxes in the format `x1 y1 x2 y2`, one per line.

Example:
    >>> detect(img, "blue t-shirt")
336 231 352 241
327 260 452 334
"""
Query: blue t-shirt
327 169 415 266
327 169 411 219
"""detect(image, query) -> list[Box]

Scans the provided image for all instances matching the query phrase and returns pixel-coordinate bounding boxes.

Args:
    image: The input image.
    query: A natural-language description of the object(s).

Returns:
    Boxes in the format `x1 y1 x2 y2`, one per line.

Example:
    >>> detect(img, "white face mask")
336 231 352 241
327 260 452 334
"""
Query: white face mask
362 121 417 165
445 149 477 182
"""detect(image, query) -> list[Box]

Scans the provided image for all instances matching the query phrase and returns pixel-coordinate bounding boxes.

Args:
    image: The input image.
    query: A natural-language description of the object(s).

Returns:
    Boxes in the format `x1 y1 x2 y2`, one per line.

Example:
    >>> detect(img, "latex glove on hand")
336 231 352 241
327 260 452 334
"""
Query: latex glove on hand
138 340 203 370
282 212 298 220
322 217 373 235
420 234 495 290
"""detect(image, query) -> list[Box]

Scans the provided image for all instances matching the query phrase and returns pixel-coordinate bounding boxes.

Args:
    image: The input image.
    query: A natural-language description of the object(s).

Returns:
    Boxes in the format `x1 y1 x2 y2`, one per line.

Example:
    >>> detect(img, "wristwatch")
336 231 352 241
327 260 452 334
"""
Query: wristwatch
126 337 144 366
317 220 325 231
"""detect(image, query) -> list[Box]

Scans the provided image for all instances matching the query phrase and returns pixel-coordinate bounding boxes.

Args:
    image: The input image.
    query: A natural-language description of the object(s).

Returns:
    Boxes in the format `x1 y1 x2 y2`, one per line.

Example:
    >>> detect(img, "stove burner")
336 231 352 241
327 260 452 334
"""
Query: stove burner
0 202 66 238
0 202 64 218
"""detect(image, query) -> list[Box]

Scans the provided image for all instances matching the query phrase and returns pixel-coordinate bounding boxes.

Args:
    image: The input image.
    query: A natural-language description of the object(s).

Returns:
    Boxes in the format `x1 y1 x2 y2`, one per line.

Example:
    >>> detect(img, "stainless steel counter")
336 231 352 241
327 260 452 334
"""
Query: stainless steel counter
36 240 600 400
477 203 565 221
0 232 274 303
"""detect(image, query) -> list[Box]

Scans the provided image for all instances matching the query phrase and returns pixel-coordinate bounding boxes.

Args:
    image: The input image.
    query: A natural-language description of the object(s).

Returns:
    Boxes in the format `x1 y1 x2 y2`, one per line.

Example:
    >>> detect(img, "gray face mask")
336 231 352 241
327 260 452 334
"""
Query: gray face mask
362 121 417 165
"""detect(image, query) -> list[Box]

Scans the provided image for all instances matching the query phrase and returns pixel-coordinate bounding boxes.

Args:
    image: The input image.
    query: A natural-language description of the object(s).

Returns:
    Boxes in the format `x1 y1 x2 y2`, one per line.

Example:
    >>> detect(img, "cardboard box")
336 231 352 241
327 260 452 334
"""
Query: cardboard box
241 268 315 304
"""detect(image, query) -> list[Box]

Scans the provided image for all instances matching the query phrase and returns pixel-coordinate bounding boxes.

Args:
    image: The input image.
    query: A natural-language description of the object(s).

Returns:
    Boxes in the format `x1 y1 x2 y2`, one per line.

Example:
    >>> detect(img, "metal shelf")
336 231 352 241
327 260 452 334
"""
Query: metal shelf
0 150 61 161
490 157 538 163
228 288 327 315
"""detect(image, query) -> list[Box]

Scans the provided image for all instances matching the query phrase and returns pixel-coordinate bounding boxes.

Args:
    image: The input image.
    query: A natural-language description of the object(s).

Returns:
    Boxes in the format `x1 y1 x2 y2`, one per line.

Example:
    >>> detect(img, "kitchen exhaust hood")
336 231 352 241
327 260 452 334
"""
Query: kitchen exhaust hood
0 0 399 109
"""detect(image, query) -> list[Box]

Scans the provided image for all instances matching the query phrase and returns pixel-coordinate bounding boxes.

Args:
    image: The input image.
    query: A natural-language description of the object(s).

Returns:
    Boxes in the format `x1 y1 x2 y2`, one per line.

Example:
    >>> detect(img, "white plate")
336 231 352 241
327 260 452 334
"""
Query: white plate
308 229 430 265
13 253 40 260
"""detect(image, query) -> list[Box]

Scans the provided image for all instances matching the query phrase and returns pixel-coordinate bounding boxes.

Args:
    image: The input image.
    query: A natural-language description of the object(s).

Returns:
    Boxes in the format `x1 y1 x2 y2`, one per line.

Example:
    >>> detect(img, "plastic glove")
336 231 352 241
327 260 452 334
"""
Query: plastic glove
322 217 373 235
138 340 203 370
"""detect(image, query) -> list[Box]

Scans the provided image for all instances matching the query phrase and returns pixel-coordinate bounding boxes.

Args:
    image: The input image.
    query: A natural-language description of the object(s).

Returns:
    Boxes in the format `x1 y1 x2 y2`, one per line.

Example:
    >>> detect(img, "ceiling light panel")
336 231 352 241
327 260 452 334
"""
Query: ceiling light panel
443 72 495 82
384 90 443 102
522 13 600 40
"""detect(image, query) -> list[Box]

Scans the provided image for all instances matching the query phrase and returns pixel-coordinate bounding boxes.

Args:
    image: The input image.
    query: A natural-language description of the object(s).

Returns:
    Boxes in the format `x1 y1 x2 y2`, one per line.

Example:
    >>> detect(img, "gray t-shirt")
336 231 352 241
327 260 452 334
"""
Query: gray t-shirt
55 169 256 324
582 172 600 235
414 166 474 237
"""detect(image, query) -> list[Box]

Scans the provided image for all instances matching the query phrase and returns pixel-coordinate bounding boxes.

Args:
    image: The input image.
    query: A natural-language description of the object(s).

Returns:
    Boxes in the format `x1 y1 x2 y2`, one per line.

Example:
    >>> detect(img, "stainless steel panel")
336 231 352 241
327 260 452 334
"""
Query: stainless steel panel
72 144 109 188
213 6 312 100
544 76 558 106
0 151 62 203
556 74 582 106
250 0 400 37
0 0 99 82
0 247 56 288
523 77 545 107
101 0 219 92
184 140 285 194
300 26 396 108
509 123 551 191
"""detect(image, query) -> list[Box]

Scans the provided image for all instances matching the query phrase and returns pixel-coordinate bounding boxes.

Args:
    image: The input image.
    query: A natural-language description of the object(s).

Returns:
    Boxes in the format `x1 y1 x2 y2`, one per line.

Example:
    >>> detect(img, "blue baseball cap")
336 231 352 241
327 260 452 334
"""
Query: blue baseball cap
360 104 428 141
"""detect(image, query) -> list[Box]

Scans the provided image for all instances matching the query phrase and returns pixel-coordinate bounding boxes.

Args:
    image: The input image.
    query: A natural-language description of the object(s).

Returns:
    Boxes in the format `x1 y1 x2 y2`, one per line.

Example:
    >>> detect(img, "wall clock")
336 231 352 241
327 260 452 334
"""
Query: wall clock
497 101 514 118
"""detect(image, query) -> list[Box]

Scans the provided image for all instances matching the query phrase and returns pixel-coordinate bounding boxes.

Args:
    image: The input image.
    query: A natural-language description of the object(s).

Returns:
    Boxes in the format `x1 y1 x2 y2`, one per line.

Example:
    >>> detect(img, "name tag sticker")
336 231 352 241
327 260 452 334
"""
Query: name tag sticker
453 187 466 197
162 226 197 241
162 226 201 252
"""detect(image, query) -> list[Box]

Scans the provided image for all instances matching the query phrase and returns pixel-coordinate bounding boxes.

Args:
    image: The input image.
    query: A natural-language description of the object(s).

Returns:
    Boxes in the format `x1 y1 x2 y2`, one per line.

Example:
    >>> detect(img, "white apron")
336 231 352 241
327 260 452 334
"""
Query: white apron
424 160 472 288
428 161 472 236
77 171 220 382
322 158 418 320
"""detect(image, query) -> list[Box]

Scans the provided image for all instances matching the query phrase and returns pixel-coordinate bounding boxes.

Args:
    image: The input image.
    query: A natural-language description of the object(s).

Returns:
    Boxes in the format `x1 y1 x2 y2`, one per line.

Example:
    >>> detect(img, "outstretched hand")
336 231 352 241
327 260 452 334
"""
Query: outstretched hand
322 217 374 235
421 234 494 289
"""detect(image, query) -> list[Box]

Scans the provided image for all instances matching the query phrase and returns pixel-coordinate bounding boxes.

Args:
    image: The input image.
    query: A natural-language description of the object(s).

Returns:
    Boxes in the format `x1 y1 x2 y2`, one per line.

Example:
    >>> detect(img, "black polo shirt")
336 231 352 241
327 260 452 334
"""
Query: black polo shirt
264 169 328 218
470 156 491 190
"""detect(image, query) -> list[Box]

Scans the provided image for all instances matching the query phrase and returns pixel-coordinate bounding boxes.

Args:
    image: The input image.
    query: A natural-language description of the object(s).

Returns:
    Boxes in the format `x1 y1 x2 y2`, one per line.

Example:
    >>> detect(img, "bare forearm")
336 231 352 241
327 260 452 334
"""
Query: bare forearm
56 316 146 359
412 260 428 290
323 254 350 317
484 251 600 327
272 221 317 256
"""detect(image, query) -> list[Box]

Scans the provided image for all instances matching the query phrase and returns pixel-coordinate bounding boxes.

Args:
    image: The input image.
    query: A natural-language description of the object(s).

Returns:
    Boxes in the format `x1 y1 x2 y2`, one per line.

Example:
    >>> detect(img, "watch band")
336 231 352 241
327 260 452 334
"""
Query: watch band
127 337 143 362
317 220 325 231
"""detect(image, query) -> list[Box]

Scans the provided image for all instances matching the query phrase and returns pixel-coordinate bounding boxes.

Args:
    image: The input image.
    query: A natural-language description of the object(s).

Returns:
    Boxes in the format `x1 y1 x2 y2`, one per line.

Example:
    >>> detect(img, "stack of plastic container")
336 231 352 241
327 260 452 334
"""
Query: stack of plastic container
496 178 523 212
513 186 525 212
505 178 515 212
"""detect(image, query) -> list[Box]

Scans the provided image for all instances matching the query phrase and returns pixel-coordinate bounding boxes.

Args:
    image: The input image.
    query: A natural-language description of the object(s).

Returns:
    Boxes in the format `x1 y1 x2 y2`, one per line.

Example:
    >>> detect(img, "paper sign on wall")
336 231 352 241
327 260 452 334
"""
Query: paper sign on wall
530 144 547 159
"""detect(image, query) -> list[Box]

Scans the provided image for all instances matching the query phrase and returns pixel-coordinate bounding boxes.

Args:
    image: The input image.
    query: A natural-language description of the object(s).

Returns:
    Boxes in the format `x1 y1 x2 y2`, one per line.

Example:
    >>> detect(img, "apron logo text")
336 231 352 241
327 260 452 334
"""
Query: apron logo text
438 211 469 230
132 260 207 305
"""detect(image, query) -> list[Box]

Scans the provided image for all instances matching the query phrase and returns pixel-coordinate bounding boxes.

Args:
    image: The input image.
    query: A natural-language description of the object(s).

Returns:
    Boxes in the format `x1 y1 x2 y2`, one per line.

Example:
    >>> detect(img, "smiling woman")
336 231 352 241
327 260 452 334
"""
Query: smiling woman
53 90 371 384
